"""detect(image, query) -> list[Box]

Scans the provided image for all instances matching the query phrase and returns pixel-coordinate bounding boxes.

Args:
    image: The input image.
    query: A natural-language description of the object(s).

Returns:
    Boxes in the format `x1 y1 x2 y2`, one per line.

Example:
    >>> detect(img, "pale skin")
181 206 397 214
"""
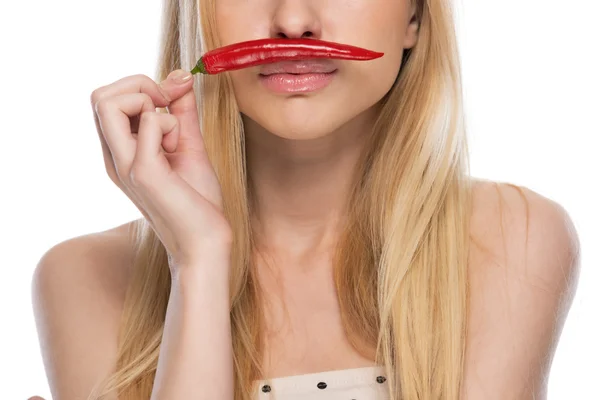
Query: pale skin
30 0 580 399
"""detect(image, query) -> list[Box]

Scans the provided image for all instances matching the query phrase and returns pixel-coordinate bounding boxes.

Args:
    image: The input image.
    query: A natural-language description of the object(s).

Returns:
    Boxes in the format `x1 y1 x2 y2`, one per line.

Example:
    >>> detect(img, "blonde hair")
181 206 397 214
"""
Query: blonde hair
90 0 472 398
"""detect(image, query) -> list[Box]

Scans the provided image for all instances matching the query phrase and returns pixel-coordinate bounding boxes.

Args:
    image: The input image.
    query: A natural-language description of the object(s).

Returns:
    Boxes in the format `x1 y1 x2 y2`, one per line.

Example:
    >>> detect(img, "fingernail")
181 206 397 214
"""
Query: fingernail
168 69 193 84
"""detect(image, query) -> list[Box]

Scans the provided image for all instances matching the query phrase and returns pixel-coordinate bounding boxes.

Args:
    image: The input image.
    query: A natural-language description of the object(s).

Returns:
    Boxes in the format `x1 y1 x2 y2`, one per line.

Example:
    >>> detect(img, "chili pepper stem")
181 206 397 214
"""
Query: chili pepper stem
190 59 207 75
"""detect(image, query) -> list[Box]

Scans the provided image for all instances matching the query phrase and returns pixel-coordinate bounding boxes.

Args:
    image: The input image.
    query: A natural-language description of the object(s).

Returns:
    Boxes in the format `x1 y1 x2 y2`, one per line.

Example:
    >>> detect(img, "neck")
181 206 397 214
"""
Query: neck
244 111 376 257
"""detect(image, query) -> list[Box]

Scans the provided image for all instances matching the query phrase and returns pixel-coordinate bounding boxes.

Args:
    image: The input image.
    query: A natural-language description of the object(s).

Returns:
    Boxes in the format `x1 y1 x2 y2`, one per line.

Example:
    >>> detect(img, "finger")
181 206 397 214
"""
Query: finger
162 119 180 153
91 74 170 109
128 111 205 229
135 112 179 167
90 74 171 176
158 69 205 153
95 93 155 180
93 106 152 223
88 77 169 227
96 115 120 185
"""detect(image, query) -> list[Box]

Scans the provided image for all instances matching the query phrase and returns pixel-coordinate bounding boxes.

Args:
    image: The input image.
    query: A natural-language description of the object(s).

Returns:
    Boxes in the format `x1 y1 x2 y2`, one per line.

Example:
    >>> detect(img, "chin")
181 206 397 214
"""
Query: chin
241 94 346 140
262 107 347 140
267 122 335 141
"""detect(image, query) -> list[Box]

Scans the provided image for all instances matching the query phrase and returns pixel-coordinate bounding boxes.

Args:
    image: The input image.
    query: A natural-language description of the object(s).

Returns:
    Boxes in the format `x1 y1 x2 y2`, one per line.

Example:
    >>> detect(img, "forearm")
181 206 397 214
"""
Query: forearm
150 258 233 400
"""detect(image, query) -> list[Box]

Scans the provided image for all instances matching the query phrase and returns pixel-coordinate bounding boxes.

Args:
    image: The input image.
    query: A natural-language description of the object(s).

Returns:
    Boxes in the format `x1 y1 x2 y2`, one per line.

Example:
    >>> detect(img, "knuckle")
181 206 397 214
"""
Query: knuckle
139 110 159 124
135 93 155 115
128 164 149 187
94 98 113 117
143 93 156 109
131 73 150 82
90 87 107 108
133 74 157 91
139 110 152 121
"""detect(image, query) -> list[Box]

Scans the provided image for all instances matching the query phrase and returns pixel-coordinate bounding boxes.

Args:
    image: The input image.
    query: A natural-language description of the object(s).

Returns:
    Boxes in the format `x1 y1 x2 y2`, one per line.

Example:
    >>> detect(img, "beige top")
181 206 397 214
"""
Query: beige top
255 366 390 400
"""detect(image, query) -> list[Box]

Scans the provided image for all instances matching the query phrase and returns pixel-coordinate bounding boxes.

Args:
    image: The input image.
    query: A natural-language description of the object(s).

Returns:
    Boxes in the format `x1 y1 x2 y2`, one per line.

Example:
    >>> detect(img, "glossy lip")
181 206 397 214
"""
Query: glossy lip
258 60 338 94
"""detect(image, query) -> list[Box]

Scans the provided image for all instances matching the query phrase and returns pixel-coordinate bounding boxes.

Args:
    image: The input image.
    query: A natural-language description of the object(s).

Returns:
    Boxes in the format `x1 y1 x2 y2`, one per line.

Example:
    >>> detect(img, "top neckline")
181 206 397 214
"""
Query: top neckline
255 365 388 395
259 365 385 383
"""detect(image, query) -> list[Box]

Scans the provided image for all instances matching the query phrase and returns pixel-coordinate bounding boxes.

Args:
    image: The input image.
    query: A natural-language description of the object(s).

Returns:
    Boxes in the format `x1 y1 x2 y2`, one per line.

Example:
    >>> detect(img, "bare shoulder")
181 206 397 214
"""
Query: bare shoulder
469 178 580 285
463 179 581 399
32 219 141 400
33 219 139 313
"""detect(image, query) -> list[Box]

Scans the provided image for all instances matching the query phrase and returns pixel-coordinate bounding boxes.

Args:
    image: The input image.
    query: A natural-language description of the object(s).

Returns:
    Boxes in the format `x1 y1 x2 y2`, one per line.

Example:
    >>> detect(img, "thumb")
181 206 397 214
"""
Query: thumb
158 69 204 153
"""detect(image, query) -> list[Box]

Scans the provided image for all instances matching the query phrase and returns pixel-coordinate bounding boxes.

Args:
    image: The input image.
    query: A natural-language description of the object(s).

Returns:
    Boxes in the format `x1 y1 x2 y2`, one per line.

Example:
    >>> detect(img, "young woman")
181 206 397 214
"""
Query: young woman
31 0 580 399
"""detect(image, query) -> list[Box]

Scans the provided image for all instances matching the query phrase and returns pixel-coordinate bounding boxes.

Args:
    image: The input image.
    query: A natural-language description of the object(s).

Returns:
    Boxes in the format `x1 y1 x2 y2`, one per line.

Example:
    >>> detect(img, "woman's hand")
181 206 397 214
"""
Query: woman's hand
90 69 231 268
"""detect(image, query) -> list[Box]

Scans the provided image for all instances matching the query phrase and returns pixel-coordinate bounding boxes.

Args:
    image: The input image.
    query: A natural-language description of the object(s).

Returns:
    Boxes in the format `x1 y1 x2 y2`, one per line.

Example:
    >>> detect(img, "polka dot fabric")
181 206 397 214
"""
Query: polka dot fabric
255 366 390 399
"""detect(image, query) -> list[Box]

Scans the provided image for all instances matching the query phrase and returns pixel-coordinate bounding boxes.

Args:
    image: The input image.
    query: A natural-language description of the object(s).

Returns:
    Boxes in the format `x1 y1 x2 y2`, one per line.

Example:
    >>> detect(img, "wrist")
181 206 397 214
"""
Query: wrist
169 243 231 270
170 258 231 292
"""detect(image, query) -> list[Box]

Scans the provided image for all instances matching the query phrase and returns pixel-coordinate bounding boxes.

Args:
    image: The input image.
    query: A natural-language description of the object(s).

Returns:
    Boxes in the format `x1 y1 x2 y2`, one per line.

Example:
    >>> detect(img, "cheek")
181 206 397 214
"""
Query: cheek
216 0 276 47
215 2 258 46
323 3 407 96
337 36 404 115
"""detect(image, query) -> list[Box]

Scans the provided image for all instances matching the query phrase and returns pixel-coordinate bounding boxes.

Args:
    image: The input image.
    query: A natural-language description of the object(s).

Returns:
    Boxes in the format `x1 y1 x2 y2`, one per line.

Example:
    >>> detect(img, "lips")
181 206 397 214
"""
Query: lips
259 60 338 76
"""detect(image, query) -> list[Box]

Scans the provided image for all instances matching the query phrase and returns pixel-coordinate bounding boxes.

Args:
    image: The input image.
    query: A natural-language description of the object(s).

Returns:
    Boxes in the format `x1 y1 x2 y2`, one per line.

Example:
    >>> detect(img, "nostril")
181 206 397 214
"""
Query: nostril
276 31 313 39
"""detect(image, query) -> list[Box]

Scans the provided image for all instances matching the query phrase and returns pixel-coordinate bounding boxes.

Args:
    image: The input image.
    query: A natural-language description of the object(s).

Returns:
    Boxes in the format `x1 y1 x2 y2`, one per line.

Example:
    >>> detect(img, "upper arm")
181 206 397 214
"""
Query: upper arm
32 226 133 400
463 181 581 399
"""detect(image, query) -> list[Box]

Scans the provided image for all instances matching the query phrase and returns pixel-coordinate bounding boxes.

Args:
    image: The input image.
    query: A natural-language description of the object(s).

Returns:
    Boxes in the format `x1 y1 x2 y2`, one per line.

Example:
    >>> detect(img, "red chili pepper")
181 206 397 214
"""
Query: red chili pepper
190 38 384 75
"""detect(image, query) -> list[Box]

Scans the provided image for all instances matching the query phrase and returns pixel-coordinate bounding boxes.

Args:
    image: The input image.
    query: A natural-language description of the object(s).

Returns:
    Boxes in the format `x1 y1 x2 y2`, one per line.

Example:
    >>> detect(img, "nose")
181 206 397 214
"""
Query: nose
270 0 322 39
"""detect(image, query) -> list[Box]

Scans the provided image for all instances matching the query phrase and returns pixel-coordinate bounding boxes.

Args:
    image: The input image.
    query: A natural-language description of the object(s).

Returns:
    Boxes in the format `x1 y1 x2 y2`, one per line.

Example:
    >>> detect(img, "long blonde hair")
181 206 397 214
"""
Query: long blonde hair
91 0 472 398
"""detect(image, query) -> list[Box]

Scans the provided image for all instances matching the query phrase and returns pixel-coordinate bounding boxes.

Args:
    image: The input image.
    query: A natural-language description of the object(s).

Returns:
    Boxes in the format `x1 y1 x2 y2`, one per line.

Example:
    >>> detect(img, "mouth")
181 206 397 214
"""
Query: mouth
259 59 338 76
258 60 337 93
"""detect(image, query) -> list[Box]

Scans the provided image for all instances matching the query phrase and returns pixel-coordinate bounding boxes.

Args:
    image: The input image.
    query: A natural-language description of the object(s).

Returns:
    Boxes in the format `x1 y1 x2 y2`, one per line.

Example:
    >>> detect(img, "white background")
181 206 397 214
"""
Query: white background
1 0 598 398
